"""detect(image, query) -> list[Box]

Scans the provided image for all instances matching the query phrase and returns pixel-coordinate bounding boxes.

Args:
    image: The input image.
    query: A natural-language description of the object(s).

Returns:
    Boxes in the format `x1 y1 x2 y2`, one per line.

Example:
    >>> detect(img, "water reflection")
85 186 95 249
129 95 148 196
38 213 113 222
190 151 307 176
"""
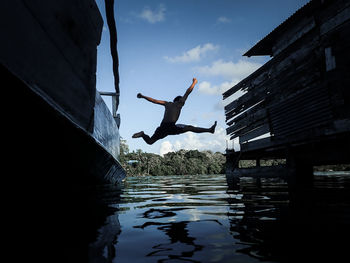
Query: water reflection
113 175 247 263
87 173 350 262
87 185 122 263
88 212 120 262
226 174 350 261
226 177 290 261
135 220 204 262
22 183 123 263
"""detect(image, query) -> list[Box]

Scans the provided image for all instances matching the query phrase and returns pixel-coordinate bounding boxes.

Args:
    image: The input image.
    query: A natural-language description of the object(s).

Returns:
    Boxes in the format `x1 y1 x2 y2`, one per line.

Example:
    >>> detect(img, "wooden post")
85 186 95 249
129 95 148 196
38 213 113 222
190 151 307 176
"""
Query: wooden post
286 151 313 190
225 149 240 190
256 158 262 188
294 157 314 189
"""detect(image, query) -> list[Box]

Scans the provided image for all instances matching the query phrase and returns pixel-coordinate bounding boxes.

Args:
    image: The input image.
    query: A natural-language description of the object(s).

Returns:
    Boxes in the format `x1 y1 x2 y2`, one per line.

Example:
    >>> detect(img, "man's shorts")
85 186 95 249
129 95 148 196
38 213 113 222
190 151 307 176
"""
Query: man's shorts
151 122 186 140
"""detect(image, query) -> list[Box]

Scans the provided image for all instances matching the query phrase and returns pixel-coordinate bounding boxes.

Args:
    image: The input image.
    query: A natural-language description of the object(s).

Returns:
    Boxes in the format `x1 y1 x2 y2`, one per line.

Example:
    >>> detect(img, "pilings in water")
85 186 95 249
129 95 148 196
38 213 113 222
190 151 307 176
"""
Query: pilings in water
225 132 350 195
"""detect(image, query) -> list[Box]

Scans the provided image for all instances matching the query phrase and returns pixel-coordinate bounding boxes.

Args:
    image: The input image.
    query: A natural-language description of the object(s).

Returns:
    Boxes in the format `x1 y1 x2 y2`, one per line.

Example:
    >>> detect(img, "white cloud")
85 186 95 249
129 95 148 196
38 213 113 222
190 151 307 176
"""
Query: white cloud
217 16 231 24
160 140 174 156
197 81 213 94
173 140 182 150
197 79 247 111
178 133 205 150
196 59 262 80
164 43 219 63
214 100 226 111
139 4 166 24
198 80 240 95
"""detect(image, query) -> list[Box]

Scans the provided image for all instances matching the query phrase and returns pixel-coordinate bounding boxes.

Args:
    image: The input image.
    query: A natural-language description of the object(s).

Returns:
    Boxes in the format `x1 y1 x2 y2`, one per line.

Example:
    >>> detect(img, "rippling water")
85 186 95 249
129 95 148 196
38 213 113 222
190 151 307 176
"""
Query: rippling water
88 173 350 263
116 175 255 263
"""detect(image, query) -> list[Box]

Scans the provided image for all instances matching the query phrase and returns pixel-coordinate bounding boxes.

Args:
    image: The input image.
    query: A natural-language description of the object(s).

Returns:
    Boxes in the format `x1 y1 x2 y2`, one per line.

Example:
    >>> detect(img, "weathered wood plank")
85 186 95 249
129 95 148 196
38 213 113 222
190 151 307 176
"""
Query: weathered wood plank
228 113 267 136
268 82 333 138
320 6 350 35
268 86 328 117
270 97 331 125
225 98 266 122
233 165 287 178
222 66 270 100
227 103 267 126
272 17 316 56
274 112 333 137
225 71 319 123
227 125 246 137
224 26 318 100
230 118 268 139
226 106 267 136
225 48 322 119
227 69 324 140
239 124 270 144
227 80 328 138
332 119 350 133
240 137 273 152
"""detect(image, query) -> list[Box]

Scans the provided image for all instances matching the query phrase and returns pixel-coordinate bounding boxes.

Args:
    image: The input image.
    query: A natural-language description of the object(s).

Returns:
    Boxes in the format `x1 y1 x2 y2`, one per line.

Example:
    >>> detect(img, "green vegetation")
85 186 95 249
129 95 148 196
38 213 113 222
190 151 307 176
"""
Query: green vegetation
238 159 286 168
314 164 350 172
120 140 225 176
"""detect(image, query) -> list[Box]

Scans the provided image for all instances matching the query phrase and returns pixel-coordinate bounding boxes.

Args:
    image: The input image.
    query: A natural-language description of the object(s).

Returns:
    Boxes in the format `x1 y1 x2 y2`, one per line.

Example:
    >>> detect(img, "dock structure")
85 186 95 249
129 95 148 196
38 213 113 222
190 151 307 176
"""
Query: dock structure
224 0 350 188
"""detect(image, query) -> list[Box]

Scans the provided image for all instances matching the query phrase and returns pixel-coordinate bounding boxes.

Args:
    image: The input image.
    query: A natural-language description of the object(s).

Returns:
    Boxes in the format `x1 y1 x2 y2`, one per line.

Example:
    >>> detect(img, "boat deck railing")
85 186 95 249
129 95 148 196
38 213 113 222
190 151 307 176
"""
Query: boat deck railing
99 91 120 128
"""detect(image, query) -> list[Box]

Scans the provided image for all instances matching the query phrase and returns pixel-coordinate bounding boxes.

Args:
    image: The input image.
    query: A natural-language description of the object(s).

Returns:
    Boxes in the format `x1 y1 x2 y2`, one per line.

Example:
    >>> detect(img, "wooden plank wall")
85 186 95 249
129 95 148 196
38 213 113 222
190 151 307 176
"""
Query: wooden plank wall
223 0 350 153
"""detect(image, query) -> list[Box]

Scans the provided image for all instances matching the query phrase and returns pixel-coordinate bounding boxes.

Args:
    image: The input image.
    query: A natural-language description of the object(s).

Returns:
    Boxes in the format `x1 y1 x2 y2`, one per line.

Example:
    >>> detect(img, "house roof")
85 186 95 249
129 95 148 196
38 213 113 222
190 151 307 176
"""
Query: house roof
244 0 317 57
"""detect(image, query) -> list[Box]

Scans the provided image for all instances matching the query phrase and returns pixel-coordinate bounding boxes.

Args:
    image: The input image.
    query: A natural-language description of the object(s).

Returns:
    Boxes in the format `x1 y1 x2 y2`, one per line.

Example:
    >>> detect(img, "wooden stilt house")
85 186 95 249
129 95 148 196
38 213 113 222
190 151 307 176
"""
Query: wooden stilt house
224 0 350 187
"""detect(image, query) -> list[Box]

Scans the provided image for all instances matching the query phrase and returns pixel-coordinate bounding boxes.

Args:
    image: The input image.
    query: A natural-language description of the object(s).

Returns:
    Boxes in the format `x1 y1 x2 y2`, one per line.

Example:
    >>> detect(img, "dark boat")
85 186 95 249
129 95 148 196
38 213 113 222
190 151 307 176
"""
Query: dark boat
1 0 125 184
1 1 124 261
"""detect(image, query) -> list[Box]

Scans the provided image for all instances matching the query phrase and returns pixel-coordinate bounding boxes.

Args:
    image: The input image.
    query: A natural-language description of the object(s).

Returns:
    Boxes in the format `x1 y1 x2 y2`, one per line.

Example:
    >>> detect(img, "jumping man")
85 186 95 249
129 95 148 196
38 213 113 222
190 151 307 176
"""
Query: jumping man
132 78 217 145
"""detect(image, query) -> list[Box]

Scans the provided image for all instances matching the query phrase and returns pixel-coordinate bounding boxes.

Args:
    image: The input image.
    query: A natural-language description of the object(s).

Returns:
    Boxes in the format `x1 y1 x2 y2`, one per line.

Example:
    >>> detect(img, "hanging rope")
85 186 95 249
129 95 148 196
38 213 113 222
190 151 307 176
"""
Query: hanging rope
104 0 120 112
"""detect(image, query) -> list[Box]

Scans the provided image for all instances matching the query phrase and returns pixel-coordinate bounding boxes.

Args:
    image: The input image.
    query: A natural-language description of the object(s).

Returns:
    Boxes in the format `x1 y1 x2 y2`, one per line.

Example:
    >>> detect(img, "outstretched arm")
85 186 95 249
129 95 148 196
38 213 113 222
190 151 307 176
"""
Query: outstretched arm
182 78 198 102
137 93 166 105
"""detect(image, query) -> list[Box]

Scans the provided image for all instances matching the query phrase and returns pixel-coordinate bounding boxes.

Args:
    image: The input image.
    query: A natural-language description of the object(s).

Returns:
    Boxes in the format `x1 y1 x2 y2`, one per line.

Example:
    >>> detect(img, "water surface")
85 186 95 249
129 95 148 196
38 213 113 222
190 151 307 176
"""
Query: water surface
89 174 350 262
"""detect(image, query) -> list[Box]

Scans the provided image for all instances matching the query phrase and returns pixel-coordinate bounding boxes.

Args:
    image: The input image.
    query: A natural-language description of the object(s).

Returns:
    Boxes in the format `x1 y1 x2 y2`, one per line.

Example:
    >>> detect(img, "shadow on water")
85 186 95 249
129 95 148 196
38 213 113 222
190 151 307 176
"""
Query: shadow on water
9 179 123 263
226 173 350 261
38 184 123 263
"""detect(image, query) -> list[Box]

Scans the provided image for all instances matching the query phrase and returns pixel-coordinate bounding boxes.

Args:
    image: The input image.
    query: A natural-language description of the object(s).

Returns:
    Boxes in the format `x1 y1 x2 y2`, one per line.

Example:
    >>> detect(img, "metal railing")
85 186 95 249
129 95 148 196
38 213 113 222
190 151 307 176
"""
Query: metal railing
99 91 120 128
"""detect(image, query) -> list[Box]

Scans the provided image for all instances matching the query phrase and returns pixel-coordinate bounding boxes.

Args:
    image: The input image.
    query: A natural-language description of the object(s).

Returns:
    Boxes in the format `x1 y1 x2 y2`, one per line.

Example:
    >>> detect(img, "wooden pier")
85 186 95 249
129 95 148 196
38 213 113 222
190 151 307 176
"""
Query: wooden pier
224 0 350 188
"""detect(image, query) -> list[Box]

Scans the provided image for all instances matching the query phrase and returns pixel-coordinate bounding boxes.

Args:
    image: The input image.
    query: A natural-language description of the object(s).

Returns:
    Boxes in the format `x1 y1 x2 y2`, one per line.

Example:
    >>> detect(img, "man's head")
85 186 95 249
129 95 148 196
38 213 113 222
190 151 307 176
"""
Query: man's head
173 96 182 102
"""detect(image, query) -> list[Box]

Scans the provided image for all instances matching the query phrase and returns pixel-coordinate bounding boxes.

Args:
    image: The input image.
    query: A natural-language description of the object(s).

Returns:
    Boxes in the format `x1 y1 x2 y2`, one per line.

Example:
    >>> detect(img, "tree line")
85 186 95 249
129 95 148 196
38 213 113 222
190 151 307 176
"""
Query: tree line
120 140 225 176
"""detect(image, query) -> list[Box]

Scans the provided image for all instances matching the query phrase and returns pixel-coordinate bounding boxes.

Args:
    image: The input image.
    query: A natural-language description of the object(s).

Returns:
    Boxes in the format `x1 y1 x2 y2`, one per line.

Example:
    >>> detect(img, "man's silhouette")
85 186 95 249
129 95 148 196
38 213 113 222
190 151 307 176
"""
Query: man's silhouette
132 78 217 145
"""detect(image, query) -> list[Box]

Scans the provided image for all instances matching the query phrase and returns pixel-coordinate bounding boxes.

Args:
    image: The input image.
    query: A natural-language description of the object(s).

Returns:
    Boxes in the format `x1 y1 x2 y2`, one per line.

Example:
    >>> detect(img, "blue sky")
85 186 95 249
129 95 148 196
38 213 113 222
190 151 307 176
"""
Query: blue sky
95 0 309 155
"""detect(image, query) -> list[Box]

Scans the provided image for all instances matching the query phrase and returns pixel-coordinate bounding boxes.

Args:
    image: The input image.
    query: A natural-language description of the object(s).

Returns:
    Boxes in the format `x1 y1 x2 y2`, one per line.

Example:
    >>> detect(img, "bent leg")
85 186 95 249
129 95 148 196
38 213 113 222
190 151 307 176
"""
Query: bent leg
142 133 157 145
132 130 167 145
132 131 157 145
